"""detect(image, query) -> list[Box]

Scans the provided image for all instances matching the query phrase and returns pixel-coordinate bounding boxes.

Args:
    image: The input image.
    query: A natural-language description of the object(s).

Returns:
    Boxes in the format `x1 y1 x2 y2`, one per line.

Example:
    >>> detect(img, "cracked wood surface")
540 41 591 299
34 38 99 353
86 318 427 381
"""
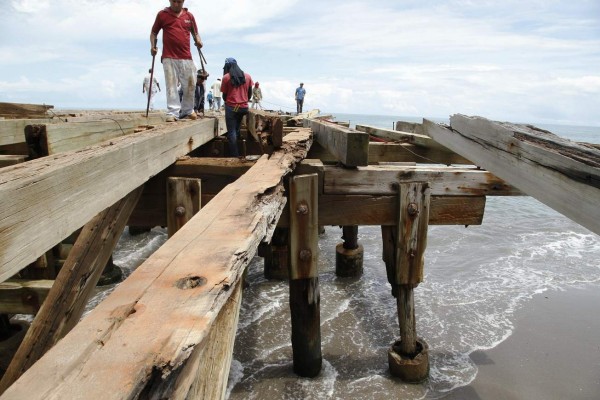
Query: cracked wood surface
425 115 600 235
1 129 312 399
0 118 218 282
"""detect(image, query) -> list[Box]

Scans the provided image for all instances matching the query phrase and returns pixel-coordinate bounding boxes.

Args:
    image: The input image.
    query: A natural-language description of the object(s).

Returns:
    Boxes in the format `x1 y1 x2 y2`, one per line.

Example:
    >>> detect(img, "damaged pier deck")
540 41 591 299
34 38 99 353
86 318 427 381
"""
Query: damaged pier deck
0 105 598 398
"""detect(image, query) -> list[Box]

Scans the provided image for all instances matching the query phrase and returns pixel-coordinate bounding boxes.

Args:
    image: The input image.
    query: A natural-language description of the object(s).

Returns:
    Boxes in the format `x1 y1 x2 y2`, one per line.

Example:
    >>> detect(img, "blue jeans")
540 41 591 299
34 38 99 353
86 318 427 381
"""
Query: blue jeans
225 105 248 157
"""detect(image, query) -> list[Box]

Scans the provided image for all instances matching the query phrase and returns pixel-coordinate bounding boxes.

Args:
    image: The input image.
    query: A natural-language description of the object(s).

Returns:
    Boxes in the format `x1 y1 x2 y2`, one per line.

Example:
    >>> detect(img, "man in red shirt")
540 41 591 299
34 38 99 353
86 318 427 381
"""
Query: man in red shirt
220 58 253 157
150 0 203 122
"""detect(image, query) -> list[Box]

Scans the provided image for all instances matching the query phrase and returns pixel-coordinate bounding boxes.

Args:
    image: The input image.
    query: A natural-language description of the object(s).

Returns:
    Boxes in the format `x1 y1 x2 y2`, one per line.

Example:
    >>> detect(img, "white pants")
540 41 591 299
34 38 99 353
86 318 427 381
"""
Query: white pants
162 58 196 118
147 90 157 110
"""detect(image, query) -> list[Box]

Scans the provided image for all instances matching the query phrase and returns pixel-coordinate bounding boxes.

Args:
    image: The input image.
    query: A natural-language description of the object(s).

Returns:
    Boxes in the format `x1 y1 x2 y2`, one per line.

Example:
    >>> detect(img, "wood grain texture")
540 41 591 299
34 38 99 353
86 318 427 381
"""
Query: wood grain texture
425 116 600 235
1 129 312 399
0 118 218 282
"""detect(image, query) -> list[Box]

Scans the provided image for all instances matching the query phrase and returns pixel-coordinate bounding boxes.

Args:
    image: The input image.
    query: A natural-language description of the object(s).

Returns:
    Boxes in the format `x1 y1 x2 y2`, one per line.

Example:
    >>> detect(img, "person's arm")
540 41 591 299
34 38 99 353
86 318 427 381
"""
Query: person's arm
155 79 161 91
150 32 158 56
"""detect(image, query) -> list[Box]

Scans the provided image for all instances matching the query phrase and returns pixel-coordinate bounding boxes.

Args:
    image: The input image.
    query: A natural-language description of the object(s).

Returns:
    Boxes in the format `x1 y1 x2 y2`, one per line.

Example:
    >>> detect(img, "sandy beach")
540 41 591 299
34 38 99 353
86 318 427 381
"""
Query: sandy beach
444 284 600 399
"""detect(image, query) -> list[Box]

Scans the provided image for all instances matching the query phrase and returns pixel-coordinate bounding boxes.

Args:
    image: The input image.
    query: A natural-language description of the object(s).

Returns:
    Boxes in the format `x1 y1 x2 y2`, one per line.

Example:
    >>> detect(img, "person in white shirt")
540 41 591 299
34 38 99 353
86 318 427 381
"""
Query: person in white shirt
142 68 161 111
211 78 222 111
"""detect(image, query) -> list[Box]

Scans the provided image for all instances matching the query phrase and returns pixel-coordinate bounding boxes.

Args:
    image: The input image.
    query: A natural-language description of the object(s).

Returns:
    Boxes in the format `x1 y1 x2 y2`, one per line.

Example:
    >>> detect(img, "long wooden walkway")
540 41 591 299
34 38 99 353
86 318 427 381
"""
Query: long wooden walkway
0 105 597 398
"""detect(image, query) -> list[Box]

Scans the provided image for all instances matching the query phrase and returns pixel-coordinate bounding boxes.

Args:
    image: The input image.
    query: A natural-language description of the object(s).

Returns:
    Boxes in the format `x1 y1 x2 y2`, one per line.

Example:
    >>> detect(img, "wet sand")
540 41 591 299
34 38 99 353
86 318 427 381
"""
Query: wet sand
444 285 600 399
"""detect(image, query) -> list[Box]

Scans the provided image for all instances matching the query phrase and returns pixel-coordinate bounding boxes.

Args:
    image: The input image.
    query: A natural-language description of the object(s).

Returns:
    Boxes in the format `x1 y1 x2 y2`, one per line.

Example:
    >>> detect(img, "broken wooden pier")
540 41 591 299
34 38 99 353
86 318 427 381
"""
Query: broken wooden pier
0 104 598 398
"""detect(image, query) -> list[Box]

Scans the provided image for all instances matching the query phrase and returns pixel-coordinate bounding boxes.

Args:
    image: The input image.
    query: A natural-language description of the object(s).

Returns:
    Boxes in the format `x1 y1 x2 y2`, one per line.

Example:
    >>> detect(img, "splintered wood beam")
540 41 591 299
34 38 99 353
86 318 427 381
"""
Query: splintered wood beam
170 157 255 177
2 129 312 399
26 115 171 156
368 142 472 165
0 155 27 168
425 116 600 235
0 118 53 146
0 280 53 314
304 119 369 167
356 124 453 153
0 187 143 394
277 195 485 227
0 102 53 119
322 165 520 196
0 118 218 283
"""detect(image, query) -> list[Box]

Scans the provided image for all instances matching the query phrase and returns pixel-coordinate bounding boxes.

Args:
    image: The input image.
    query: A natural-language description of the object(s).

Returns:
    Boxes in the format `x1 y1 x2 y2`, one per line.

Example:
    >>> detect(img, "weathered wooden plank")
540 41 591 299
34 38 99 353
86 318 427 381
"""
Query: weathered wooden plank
395 121 424 135
357 124 453 153
304 119 369 166
0 187 143 394
0 118 52 146
0 118 218 283
289 173 321 377
425 116 600 235
0 102 52 119
2 129 312 399
0 155 27 168
166 177 201 237
369 142 472 164
322 165 520 196
0 280 53 314
277 195 485 227
34 116 167 155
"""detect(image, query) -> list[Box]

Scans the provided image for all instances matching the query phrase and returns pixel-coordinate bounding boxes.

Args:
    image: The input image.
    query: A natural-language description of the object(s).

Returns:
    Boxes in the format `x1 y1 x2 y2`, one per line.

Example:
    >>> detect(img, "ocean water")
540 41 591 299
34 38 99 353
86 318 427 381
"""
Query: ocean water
93 114 600 398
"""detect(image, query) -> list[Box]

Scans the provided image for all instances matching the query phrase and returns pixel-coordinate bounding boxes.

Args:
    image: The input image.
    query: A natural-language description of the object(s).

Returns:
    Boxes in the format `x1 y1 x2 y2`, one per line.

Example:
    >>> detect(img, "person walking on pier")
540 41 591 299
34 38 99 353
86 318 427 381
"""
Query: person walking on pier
211 78 222 111
295 82 306 114
207 91 214 110
251 82 263 109
142 68 161 111
194 71 206 116
150 0 203 122
221 57 253 157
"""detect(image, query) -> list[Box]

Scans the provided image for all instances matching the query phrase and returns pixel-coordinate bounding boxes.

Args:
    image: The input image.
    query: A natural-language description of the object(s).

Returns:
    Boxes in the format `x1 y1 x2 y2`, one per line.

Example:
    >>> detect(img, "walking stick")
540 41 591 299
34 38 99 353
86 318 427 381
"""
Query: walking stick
190 25 209 79
145 38 157 118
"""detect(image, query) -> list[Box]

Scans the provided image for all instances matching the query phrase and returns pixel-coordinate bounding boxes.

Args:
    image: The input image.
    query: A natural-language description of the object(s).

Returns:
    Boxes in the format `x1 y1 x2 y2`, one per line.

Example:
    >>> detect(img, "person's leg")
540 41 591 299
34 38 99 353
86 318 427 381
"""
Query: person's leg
179 59 197 118
162 58 180 119
225 105 239 157
299 99 304 113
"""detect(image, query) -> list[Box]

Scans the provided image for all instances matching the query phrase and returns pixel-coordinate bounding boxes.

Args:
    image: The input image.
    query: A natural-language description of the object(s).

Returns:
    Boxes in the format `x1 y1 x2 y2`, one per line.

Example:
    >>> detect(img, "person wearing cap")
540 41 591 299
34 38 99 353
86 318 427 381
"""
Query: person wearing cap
295 82 306 114
150 0 203 122
251 82 263 110
220 57 254 157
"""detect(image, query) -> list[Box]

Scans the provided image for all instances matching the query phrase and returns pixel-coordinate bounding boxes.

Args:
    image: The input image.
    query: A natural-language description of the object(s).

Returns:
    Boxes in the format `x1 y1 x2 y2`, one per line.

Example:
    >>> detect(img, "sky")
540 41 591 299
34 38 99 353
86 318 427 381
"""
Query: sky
0 0 599 126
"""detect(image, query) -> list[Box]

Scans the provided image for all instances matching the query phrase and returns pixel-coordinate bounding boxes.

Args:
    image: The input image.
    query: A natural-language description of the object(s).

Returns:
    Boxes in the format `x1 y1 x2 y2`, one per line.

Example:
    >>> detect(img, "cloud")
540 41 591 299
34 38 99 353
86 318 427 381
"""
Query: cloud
1 0 599 125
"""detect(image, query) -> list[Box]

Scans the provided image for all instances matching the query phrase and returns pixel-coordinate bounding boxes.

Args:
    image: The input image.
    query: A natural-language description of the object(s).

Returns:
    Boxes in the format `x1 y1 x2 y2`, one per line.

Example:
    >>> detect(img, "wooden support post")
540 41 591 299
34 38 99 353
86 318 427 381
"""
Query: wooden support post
386 182 430 382
335 225 364 277
263 227 290 280
289 173 321 377
0 186 143 394
166 177 201 237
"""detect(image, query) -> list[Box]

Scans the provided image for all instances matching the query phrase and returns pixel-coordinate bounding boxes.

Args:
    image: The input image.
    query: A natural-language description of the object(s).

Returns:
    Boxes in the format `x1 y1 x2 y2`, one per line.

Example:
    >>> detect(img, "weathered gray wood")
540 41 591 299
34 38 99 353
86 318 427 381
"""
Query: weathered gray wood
425 116 600 235
395 121 424 135
277 195 485 227
289 174 319 280
289 173 321 377
397 286 416 355
369 141 472 165
166 177 201 237
0 280 53 314
1 129 312 399
0 102 52 119
0 187 142 394
304 119 369 166
0 118 52 146
0 155 27 167
32 116 166 155
323 165 520 196
356 124 453 153
0 118 218 283
394 183 430 286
